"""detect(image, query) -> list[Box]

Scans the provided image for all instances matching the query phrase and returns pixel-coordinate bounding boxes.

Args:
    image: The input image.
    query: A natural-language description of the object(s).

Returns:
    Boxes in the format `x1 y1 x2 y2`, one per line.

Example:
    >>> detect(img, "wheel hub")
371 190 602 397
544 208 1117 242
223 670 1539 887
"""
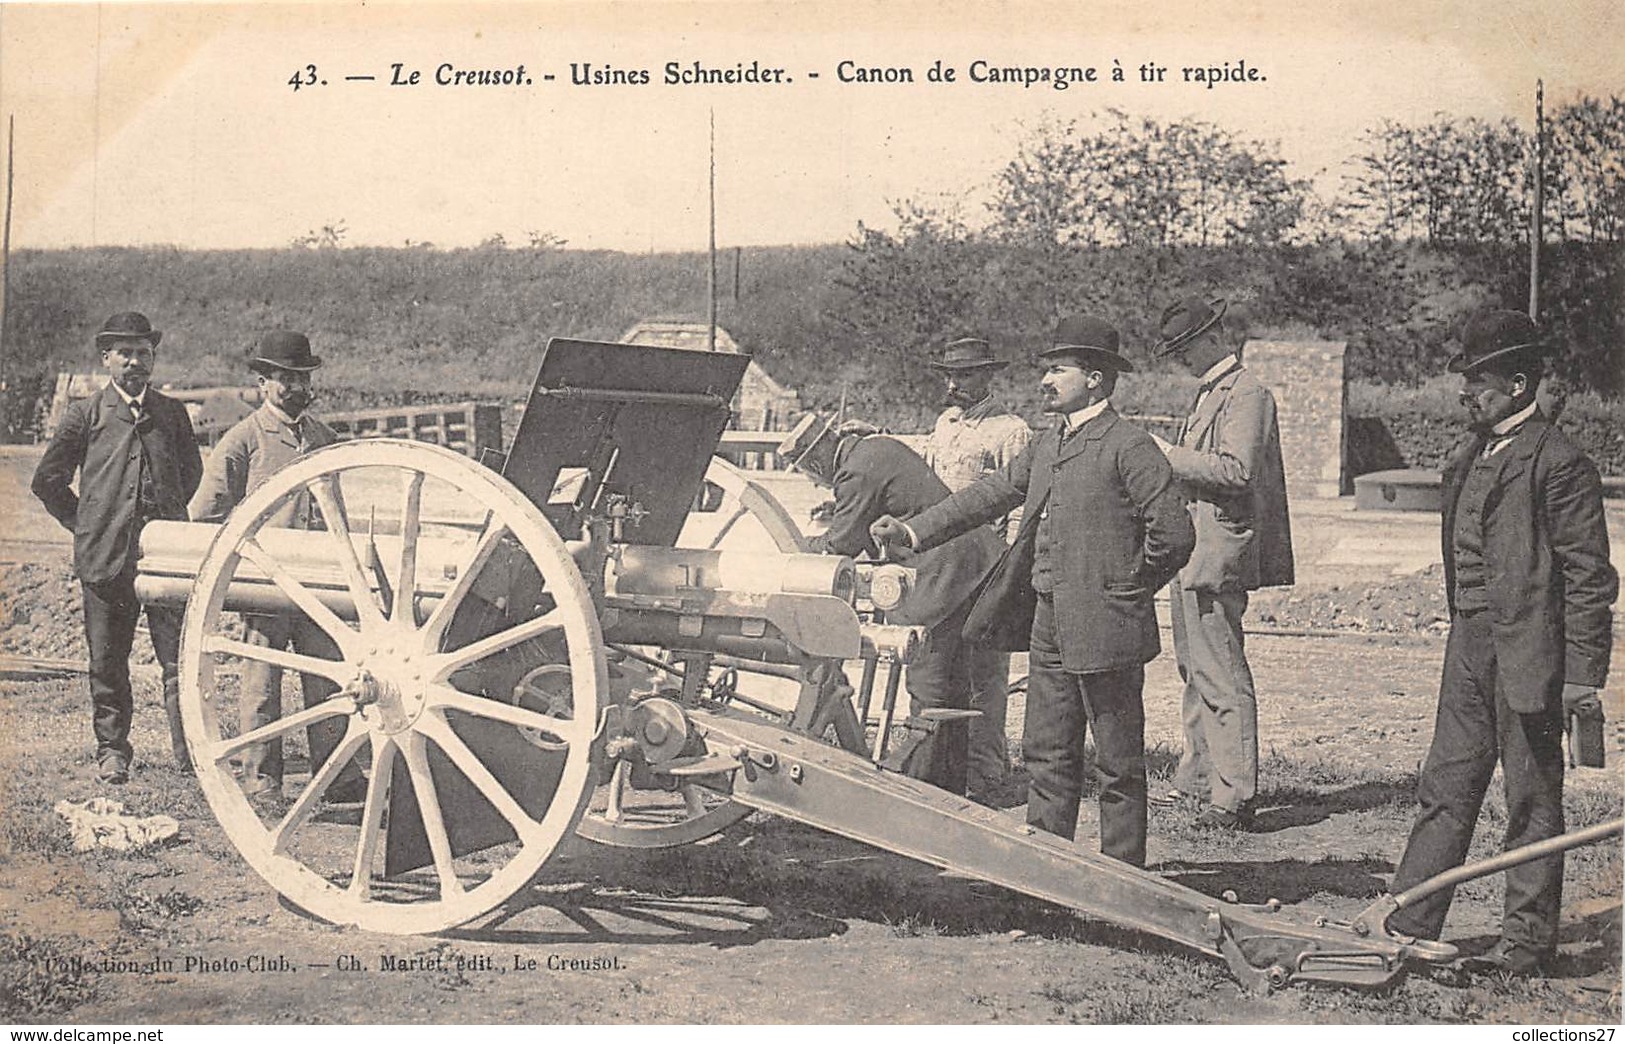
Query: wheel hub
352 648 430 735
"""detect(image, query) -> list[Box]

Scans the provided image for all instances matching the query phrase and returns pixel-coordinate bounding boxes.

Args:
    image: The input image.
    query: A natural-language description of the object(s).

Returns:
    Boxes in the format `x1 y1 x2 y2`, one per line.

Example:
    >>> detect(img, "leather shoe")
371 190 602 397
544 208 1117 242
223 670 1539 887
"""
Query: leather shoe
96 751 130 785
1460 940 1551 977
240 774 282 798
1194 804 1254 831
1148 787 1192 808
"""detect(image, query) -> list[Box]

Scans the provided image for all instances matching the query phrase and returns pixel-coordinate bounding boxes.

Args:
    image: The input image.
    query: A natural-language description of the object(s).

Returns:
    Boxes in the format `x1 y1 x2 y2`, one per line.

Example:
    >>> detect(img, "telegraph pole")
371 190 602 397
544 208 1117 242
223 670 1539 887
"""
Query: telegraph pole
1529 80 1544 321
707 109 717 353
1 114 14 413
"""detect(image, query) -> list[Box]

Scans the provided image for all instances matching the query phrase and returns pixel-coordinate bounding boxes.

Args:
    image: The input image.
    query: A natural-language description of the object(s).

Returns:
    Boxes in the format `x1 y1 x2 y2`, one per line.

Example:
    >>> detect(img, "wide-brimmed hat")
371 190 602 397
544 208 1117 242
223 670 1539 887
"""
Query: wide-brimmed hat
95 312 162 348
776 412 838 470
929 337 1007 372
1152 296 1228 357
1038 315 1135 372
1447 309 1544 375
249 330 323 374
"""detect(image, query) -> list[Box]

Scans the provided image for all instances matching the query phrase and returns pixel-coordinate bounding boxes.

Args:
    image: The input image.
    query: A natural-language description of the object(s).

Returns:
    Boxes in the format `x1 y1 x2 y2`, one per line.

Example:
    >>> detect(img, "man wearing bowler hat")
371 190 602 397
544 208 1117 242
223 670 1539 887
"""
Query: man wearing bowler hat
191 331 365 802
923 337 1033 801
32 312 203 783
1148 295 1294 831
1385 309 1615 975
872 316 1193 865
777 412 1003 796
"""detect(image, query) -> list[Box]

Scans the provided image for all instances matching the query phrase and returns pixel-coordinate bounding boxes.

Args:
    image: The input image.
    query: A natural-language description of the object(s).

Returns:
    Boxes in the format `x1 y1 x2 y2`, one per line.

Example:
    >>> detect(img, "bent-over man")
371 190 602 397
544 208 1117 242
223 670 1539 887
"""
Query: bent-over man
779 412 1002 795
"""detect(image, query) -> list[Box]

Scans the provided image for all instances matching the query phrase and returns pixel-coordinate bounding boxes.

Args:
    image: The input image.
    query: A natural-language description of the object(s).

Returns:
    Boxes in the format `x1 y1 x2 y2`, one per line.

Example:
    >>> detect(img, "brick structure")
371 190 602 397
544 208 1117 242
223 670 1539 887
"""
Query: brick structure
1242 340 1348 499
619 320 801 431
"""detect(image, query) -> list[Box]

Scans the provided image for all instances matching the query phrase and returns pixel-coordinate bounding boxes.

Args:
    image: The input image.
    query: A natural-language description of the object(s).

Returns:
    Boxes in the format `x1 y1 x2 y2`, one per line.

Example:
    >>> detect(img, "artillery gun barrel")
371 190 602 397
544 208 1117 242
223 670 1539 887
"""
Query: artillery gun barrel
137 520 864 659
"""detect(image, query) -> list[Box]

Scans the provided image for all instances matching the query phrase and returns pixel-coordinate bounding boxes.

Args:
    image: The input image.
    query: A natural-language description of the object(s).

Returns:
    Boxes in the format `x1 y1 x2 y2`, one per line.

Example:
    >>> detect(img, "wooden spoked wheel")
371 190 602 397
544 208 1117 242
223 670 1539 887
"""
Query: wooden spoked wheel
179 439 605 934
576 457 809 849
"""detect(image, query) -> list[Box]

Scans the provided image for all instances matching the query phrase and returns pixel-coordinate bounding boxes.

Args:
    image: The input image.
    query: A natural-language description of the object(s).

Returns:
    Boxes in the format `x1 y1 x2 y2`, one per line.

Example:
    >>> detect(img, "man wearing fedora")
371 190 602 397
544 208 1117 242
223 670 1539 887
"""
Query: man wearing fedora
1148 296 1293 831
872 317 1194 865
191 331 364 802
923 337 1033 801
1385 309 1615 976
778 411 1003 795
32 312 203 783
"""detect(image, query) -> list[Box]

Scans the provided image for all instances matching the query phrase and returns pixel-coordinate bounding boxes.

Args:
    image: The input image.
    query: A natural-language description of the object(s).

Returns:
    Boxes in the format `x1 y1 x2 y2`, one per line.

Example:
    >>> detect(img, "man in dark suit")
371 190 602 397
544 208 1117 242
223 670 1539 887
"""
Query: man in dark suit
1147 296 1294 830
778 412 1003 794
1386 309 1616 976
33 312 204 782
872 316 1194 865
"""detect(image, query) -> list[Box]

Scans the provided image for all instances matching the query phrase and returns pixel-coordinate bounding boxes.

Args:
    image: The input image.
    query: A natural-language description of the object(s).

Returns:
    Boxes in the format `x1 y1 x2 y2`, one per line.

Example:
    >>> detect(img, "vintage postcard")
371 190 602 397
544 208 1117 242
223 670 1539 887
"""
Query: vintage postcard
0 0 1620 1031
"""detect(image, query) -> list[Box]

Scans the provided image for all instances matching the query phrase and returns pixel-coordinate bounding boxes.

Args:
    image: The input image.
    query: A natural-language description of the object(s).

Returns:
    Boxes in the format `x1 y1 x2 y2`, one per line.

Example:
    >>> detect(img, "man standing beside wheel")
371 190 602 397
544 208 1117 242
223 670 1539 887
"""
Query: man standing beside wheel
872 317 1194 866
189 331 364 801
33 312 203 783
778 412 1002 796
1386 309 1616 976
1147 296 1294 831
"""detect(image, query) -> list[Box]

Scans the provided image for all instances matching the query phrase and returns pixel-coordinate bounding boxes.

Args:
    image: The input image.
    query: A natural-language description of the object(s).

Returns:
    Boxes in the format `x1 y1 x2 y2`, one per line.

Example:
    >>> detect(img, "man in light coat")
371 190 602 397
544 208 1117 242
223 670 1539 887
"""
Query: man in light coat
922 337 1033 802
1387 309 1615 976
32 312 203 782
1149 296 1294 831
873 316 1194 865
190 331 363 801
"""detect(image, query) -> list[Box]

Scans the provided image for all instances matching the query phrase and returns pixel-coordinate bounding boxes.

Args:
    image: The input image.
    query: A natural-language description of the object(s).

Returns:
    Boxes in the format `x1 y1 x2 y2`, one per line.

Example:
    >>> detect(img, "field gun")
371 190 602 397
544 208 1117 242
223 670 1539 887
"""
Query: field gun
136 338 1460 991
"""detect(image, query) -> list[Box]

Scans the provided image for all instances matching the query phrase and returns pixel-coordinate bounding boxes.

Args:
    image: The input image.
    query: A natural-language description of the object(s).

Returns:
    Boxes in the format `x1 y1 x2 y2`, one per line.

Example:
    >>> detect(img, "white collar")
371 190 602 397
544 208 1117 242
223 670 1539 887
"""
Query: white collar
1198 355 1240 387
111 382 147 408
1491 401 1538 436
1064 398 1110 431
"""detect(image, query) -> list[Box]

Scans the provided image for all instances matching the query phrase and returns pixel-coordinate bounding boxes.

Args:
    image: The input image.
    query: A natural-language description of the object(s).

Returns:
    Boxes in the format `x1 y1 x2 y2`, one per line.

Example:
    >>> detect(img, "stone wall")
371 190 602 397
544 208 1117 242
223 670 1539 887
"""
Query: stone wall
1244 340 1348 499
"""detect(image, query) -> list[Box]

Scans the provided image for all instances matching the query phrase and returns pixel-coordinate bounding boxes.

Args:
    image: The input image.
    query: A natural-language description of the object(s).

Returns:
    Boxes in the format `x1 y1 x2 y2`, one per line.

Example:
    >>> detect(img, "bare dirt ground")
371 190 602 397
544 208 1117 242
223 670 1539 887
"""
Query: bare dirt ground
2 447 1621 1025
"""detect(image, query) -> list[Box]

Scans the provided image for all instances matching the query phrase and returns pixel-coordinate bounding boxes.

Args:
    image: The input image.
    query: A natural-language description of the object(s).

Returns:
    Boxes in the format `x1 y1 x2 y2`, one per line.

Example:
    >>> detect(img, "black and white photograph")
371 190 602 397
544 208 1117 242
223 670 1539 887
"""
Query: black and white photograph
0 0 1620 1029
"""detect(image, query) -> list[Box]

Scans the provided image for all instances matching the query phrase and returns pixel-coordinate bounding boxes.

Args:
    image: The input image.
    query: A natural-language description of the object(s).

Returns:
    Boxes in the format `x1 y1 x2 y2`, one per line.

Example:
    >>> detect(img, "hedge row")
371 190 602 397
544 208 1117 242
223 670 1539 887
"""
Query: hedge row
1347 378 1625 476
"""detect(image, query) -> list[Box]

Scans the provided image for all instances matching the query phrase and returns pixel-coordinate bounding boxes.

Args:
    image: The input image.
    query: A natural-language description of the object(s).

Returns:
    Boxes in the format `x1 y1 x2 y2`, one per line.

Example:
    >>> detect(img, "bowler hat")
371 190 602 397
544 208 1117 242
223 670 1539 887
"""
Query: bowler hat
929 338 1007 372
1448 309 1544 375
95 312 162 347
249 330 323 374
1039 315 1135 372
1152 296 1228 357
776 412 838 469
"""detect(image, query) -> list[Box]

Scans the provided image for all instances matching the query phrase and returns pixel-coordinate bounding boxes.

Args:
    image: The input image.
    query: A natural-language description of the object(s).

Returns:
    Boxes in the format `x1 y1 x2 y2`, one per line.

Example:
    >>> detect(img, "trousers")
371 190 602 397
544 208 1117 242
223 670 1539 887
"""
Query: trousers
1387 610 1566 953
899 602 975 795
237 611 351 785
83 566 186 765
1169 577 1257 813
966 648 1011 796
1024 594 1147 866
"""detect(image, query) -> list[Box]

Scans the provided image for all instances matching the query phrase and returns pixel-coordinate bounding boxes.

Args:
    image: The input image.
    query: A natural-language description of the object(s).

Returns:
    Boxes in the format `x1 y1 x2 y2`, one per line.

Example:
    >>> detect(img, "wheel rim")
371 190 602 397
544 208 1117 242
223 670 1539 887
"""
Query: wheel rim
576 457 806 848
179 439 604 934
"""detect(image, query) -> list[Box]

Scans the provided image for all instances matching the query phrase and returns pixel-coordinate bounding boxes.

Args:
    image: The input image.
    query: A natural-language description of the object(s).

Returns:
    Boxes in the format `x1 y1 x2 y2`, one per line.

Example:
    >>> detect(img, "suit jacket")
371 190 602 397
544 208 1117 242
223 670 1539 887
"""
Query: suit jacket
815 434 1002 630
1441 413 1616 705
32 383 203 584
908 407 1194 673
190 403 339 527
1162 365 1294 592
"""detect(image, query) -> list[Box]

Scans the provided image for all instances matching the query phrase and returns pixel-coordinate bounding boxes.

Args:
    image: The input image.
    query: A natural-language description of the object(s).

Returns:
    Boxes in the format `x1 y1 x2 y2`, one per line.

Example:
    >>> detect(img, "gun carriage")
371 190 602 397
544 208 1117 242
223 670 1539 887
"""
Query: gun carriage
138 338 1493 990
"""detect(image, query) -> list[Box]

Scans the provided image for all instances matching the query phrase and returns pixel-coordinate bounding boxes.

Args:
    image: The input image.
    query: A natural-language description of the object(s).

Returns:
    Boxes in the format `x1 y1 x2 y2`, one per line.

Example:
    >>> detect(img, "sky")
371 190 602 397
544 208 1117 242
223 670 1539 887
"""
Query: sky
0 0 1620 253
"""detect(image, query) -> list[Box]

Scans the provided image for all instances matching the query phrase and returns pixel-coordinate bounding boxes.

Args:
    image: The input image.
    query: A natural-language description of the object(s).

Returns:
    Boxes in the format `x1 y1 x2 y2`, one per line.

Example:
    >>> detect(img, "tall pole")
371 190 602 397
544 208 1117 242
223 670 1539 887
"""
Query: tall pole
1528 79 1544 321
1 114 15 409
707 109 717 354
